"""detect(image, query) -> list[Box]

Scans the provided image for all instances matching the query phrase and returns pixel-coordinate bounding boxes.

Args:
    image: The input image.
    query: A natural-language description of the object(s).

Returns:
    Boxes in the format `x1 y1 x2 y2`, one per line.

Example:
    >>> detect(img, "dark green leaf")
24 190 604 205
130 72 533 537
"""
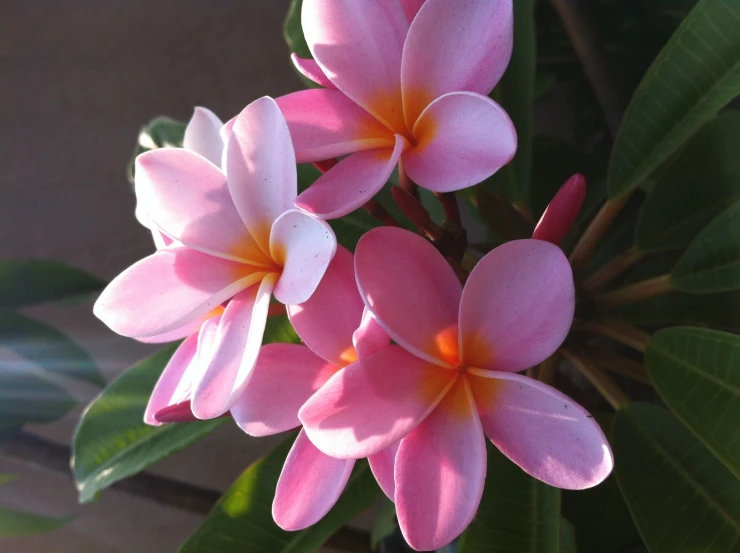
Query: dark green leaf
559 518 578 553
488 0 535 204
180 437 379 553
127 116 186 184
671 200 740 292
371 499 397 550
457 446 560 553
582 194 642 276
562 477 642 553
0 509 72 538
0 312 104 387
646 327 740 477
0 366 75 427
283 0 310 58
0 260 103 310
636 112 740 252
263 314 300 345
619 289 740 332
623 252 682 284
72 345 223 502
614 403 740 553
608 0 740 198
0 475 17 487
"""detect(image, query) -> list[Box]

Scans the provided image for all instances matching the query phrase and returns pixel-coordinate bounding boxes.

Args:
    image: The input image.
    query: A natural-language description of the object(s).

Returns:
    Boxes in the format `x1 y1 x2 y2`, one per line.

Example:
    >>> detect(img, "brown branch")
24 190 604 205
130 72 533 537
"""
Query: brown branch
582 245 646 291
397 159 419 200
435 192 462 230
597 274 673 309
561 349 630 410
591 318 651 353
587 351 650 384
2 431 372 552
569 193 632 273
549 0 623 138
391 186 443 240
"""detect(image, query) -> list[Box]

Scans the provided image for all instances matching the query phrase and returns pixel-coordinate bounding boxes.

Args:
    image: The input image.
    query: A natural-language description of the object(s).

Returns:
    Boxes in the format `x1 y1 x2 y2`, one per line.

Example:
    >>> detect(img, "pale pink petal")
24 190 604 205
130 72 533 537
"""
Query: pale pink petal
286 247 363 366
183 107 224 167
231 344 337 436
352 308 391 360
469 370 613 489
399 0 426 22
93 247 263 339
191 275 277 419
396 378 486 550
270 210 337 305
459 239 575 372
273 429 355 531
276 89 395 163
532 173 587 245
302 0 408 132
136 318 203 344
134 149 270 265
368 442 399 501
226 96 297 253
402 92 517 193
295 137 404 219
355 227 461 367
143 333 199 425
299 345 455 459
402 0 513 125
291 54 337 89
220 116 236 150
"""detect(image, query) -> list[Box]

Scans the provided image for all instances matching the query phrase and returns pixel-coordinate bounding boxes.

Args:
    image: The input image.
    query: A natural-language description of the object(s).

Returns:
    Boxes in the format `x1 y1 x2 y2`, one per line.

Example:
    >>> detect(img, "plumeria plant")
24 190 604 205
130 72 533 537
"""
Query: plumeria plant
2 0 739 551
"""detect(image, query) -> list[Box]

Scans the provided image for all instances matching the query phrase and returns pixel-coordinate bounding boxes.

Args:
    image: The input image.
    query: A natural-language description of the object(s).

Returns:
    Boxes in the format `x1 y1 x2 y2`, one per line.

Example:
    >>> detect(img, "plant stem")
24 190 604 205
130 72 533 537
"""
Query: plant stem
267 304 286 317
549 0 623 138
587 351 650 384
391 185 443 240
569 193 632 272
598 274 673 308
435 191 462 229
592 318 651 353
582 245 646 291
363 198 401 227
538 354 559 385
561 349 630 410
398 159 419 199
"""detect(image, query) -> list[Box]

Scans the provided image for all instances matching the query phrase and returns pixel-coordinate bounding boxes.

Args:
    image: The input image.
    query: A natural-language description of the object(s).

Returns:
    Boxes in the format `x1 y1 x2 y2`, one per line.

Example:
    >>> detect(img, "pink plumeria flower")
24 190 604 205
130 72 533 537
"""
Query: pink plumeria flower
533 173 587 245
299 228 613 550
277 0 517 219
222 247 394 530
94 96 337 420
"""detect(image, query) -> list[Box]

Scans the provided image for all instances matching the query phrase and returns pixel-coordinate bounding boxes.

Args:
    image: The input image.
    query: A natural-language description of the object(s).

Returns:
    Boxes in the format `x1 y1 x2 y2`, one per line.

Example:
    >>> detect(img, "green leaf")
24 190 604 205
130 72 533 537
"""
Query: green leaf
559 518 578 553
562 477 642 553
488 0 535 204
0 260 104 310
284 0 310 58
636 112 740 252
614 403 740 553
0 509 72 538
457 446 560 553
0 312 104 387
263 314 301 345
671 200 740 292
179 437 379 553
0 365 75 426
371 499 397 550
72 345 223 502
127 116 186 184
0 475 17 487
646 327 740 477
608 0 740 198
619 289 740 332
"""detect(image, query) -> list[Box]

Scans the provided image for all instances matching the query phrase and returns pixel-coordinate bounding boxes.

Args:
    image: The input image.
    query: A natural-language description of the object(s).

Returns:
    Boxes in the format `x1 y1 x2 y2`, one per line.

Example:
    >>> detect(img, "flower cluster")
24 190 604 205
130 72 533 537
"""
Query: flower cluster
95 0 612 549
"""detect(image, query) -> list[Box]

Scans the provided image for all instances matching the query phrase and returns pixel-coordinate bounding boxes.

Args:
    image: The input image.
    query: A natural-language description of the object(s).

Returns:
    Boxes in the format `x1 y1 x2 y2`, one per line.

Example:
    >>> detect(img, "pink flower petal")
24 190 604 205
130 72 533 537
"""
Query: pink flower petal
352 308 391 360
136 318 202 344
355 227 462 367
226 96 297 253
276 89 395 163
299 345 456 459
183 107 224 167
459 239 575 372
273 429 355 531
143 333 199 425
402 92 517 193
230 344 337 436
191 275 277 419
368 442 399 501
286 247 363 366
270 210 337 305
135 149 270 265
469 370 613 489
395 378 486 550
302 0 409 132
532 173 587 245
294 136 405 219
291 53 336 89
401 0 513 125
94 247 264 339
399 0 426 22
